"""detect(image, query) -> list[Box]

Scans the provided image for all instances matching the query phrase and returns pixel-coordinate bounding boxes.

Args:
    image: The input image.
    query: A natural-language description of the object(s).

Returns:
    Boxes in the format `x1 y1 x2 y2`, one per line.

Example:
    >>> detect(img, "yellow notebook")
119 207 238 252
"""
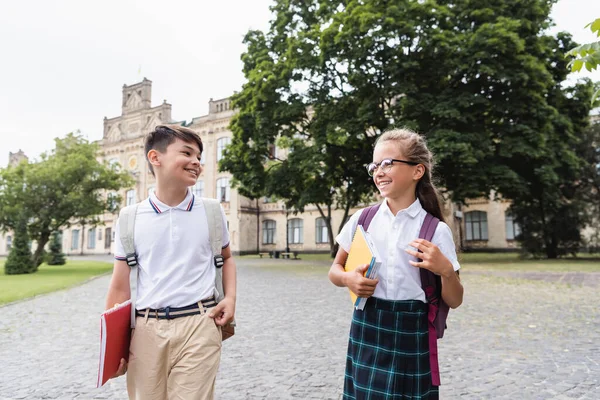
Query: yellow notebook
344 225 382 310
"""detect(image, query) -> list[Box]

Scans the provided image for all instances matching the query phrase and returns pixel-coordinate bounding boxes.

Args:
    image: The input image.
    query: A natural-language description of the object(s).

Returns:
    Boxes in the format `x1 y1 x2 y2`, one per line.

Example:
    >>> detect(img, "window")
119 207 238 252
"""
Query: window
262 220 276 244
109 159 120 171
192 181 204 197
288 218 303 244
216 178 230 202
71 229 80 250
217 137 231 161
87 228 96 249
465 211 488 241
105 228 112 249
126 189 136 206
505 213 521 241
6 235 12 251
315 217 328 243
268 144 278 160
107 192 119 212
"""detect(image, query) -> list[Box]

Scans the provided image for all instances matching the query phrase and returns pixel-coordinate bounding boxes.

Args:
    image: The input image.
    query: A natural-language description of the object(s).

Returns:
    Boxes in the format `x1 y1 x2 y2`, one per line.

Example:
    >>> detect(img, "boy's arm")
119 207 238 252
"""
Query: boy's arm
209 245 236 326
221 245 236 301
105 260 131 310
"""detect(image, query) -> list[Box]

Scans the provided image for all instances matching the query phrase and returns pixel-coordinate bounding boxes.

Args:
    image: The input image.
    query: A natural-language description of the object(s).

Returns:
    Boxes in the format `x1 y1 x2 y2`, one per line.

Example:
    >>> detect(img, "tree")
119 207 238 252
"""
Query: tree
224 0 594 258
47 231 66 266
0 133 133 270
567 18 600 103
4 212 34 275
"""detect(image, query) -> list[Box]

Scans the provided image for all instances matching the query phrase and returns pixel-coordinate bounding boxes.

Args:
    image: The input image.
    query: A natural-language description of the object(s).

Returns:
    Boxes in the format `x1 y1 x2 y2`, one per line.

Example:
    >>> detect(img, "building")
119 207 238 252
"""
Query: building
1 79 529 257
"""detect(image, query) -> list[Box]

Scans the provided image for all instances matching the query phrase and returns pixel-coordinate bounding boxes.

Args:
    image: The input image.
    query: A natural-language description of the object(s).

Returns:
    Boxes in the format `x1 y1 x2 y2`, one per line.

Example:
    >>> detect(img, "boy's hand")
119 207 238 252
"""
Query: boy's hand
209 297 235 326
345 264 379 297
111 358 127 379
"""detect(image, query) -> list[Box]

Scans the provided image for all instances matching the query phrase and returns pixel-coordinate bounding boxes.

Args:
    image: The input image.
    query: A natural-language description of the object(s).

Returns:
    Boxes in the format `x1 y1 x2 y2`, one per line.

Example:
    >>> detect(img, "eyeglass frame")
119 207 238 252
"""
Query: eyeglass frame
366 158 420 176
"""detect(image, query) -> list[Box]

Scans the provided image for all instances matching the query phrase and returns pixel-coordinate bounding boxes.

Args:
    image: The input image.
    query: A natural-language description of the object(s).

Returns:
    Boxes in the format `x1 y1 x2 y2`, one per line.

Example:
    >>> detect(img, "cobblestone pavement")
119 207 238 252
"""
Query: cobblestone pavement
0 258 598 399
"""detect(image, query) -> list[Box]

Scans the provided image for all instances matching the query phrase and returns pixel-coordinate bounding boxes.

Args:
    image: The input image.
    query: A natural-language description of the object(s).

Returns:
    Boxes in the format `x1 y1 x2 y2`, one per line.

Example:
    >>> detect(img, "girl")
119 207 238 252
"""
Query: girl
329 129 463 399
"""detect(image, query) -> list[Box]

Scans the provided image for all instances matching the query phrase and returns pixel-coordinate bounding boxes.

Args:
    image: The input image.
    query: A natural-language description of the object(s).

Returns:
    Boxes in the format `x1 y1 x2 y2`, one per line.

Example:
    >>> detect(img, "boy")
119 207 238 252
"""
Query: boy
105 125 237 400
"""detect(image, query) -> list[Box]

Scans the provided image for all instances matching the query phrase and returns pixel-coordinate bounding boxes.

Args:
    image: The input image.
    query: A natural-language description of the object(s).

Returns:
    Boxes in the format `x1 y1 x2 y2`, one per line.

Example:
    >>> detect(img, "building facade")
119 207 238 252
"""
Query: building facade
1 79 527 257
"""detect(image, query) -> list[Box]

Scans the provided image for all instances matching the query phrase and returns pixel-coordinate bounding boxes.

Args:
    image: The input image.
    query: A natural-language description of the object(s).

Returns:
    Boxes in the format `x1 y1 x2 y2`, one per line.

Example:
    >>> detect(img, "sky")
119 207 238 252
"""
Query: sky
1 0 599 167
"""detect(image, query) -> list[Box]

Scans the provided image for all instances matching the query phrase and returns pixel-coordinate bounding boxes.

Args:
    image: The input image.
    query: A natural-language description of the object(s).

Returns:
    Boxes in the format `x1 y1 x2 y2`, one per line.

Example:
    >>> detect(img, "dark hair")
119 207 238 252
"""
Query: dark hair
375 128 445 222
144 125 203 176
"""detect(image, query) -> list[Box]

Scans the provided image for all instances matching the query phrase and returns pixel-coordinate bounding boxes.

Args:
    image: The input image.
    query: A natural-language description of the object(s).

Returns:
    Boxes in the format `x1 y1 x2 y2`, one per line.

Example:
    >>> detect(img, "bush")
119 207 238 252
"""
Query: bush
5 213 35 275
46 232 66 265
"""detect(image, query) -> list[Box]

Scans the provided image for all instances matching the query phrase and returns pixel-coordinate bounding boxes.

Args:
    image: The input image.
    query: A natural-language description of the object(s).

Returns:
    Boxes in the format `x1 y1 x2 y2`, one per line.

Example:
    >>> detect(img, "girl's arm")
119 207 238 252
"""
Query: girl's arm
329 248 379 297
440 268 463 309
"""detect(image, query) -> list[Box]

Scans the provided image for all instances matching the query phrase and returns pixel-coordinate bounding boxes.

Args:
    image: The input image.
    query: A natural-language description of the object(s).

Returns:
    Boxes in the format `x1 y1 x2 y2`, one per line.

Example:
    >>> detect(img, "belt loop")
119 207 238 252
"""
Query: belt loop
144 308 149 323
198 301 205 315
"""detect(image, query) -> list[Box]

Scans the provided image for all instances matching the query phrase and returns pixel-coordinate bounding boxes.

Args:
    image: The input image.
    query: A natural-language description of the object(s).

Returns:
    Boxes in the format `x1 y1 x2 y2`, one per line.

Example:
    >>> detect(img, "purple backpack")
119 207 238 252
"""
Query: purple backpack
358 204 450 386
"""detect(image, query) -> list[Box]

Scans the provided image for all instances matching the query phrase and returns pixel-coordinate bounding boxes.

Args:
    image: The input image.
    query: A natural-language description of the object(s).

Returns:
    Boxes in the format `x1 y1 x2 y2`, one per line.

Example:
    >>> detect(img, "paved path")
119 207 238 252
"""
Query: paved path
0 258 598 399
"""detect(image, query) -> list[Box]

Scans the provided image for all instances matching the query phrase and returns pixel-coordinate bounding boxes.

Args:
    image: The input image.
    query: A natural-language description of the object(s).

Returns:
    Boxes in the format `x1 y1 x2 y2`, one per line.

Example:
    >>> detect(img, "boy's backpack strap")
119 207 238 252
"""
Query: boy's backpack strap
357 204 381 231
201 198 225 302
118 203 140 328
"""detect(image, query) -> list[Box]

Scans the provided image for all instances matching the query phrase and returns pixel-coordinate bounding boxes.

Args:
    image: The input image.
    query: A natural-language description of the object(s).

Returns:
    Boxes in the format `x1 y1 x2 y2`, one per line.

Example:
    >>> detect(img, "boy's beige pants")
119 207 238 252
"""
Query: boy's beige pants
126 305 222 400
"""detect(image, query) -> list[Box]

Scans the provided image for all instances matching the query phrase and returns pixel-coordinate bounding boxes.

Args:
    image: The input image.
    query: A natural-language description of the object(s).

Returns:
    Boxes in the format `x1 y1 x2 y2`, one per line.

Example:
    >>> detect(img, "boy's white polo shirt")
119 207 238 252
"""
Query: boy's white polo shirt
114 189 230 310
336 198 460 303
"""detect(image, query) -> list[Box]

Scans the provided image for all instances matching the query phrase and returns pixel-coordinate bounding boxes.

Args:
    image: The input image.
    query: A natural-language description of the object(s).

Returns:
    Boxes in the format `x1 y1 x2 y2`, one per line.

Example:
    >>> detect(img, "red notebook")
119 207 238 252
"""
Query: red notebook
97 300 132 388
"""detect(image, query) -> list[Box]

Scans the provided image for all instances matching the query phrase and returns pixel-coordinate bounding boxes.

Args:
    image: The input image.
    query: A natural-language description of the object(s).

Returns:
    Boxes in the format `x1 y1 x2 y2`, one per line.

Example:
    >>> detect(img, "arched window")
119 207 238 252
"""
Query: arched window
505 212 521 241
87 228 96 249
288 218 303 244
191 181 204 197
217 137 231 161
216 178 230 202
262 220 276 244
71 229 80 250
465 211 488 241
315 217 328 243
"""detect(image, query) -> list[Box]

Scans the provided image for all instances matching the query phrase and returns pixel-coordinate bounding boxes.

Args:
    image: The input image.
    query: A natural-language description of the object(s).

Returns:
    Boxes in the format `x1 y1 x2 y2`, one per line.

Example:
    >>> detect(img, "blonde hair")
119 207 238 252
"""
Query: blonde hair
375 128 445 222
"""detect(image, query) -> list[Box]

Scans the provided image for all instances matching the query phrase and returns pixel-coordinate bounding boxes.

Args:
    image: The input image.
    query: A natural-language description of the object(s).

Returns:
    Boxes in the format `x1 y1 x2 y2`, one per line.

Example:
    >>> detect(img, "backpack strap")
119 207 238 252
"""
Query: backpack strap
118 203 140 328
201 198 225 302
357 204 381 231
417 213 442 387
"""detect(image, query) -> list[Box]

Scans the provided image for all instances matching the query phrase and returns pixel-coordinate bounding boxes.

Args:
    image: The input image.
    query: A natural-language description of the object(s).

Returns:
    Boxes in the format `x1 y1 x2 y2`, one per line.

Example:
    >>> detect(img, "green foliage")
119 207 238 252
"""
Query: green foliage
46 231 66 265
567 18 600 103
4 212 34 275
225 0 596 258
0 132 133 269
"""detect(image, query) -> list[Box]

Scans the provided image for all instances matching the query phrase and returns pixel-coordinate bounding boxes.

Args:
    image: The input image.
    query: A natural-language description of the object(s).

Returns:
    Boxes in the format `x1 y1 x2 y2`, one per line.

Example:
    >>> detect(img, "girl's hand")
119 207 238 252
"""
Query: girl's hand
405 239 454 277
344 264 379 297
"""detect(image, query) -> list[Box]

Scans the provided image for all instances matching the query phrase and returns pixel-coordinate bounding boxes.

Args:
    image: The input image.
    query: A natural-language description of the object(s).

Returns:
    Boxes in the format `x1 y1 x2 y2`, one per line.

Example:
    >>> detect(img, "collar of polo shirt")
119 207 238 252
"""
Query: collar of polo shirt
381 198 422 219
148 189 195 214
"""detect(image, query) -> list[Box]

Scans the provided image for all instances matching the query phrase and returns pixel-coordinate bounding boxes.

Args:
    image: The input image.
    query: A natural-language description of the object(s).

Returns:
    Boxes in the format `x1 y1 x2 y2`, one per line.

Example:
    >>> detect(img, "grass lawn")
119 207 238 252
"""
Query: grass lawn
0 260 113 305
241 251 600 272
458 252 600 272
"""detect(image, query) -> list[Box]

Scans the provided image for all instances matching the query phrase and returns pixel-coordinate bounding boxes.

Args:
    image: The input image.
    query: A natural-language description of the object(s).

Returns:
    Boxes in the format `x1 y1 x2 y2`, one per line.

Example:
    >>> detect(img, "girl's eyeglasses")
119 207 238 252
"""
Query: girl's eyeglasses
366 158 419 176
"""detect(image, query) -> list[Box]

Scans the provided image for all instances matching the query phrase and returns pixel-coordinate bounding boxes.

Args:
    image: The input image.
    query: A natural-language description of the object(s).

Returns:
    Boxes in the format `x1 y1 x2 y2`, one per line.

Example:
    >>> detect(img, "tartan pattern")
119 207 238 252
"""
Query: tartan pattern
344 298 439 400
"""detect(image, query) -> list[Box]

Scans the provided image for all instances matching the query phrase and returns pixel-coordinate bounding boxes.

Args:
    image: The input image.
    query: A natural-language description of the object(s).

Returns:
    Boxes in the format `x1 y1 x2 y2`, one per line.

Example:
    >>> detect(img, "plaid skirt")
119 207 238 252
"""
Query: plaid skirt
343 297 438 400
